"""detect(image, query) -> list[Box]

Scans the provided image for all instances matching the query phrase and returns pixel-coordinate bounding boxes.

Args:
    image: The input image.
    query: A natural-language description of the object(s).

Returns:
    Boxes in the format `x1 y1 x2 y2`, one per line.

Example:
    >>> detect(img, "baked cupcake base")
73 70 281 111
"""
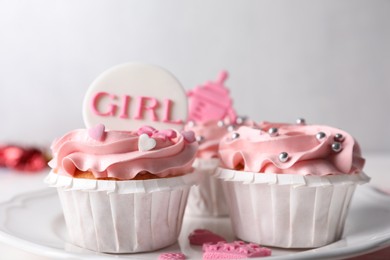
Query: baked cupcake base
215 168 370 248
186 158 229 217
45 171 198 253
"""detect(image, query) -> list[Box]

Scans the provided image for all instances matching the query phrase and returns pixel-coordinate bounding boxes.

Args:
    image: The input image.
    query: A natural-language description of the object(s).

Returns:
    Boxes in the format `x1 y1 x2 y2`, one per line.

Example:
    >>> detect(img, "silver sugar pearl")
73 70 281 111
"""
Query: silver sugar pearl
279 152 289 162
217 120 225 127
227 125 235 132
331 142 342 152
334 133 345 142
235 116 247 125
268 127 279 137
232 132 240 139
196 135 204 143
187 121 195 128
296 118 306 125
316 132 326 141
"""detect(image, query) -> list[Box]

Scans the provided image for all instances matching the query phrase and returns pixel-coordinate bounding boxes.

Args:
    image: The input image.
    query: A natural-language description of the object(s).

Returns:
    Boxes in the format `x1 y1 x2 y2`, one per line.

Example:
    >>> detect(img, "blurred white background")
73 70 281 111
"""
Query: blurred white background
0 0 389 153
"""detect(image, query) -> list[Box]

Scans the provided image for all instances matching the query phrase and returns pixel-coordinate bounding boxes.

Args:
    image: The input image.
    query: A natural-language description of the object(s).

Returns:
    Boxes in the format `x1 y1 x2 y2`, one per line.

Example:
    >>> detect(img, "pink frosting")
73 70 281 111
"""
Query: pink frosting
185 119 258 159
219 123 365 176
48 125 198 180
185 120 229 159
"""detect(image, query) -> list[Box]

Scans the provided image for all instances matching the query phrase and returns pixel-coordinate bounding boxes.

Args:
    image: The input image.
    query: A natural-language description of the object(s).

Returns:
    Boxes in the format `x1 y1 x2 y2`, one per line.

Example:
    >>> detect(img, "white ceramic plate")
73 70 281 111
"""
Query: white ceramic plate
0 185 389 260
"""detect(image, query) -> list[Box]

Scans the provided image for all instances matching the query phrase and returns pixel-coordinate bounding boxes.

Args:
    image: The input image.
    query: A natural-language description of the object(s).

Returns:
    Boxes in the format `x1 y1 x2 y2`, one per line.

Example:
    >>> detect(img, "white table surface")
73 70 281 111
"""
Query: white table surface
0 153 389 260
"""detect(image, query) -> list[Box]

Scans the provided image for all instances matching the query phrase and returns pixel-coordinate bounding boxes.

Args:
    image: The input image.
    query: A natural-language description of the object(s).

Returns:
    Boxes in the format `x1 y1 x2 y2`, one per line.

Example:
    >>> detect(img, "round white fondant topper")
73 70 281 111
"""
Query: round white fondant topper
82 63 188 131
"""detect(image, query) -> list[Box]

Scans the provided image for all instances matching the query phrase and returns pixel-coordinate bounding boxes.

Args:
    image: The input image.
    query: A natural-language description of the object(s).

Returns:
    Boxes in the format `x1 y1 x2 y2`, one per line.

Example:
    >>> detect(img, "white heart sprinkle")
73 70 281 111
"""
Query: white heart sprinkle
138 133 156 152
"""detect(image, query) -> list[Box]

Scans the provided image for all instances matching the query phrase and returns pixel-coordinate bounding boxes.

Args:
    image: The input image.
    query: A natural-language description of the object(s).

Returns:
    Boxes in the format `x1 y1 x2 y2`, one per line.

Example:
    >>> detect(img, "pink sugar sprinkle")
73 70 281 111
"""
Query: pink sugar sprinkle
158 252 186 260
137 125 156 136
188 229 227 246
202 241 271 259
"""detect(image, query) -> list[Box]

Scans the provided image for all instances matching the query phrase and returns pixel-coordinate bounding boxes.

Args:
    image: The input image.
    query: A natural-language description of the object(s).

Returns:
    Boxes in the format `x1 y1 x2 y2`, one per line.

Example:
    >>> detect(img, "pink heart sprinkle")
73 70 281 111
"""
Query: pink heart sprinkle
154 132 167 141
159 129 177 139
181 131 196 143
88 124 105 141
137 125 156 136
188 229 226 246
158 252 186 260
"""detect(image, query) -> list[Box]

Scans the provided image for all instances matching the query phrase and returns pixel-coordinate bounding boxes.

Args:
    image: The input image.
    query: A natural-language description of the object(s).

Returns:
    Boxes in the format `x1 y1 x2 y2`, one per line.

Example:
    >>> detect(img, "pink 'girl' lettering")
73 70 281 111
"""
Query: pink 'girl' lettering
90 91 183 124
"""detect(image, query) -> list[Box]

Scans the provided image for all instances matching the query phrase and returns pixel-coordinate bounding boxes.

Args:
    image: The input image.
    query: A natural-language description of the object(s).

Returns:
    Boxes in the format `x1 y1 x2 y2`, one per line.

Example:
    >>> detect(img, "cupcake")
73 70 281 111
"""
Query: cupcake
184 120 230 217
45 63 198 253
46 125 198 253
216 121 369 248
185 71 240 217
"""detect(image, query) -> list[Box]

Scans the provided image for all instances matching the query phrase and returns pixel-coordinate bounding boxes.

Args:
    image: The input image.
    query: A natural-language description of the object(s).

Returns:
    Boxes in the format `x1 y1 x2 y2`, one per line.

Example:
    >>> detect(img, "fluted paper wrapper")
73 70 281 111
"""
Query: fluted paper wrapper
216 168 370 248
45 171 198 253
186 158 229 217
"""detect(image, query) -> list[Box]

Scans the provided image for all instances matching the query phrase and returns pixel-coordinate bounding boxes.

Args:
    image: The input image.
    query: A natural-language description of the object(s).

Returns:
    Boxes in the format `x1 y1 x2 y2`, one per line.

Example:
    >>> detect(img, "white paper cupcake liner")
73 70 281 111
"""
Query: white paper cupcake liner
215 168 370 248
45 171 198 253
185 158 229 217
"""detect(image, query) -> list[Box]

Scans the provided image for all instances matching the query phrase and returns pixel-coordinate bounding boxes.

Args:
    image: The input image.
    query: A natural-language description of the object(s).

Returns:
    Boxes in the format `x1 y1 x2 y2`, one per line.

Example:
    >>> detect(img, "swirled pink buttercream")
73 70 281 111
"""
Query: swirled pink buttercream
219 123 365 176
48 126 198 180
185 119 257 159
185 120 228 159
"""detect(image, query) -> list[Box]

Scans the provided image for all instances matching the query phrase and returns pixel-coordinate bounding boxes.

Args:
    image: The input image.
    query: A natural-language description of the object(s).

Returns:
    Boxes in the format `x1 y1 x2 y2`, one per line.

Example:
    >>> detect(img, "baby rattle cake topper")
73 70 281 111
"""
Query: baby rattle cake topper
82 63 188 131
187 70 236 123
